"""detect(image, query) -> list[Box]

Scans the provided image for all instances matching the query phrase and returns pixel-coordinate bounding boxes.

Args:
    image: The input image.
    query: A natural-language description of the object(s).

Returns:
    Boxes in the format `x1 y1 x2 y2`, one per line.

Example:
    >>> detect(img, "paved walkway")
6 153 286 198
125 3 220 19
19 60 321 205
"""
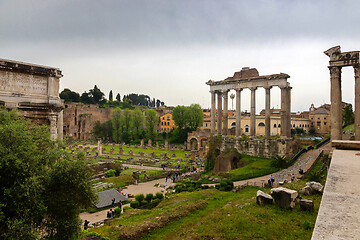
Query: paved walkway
122 164 176 171
80 176 175 226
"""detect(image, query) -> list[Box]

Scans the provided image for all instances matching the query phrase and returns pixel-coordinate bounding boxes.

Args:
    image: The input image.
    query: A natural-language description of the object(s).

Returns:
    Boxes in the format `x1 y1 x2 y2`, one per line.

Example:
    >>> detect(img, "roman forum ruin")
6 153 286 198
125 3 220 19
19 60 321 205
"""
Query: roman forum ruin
0 59 64 140
324 45 360 141
206 67 294 157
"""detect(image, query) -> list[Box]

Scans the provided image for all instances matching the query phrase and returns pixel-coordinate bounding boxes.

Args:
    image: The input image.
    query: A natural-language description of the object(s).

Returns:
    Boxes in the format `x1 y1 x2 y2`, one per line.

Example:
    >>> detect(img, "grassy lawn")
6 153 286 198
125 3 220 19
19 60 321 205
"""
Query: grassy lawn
226 154 278 181
99 168 166 189
87 183 321 240
84 151 328 240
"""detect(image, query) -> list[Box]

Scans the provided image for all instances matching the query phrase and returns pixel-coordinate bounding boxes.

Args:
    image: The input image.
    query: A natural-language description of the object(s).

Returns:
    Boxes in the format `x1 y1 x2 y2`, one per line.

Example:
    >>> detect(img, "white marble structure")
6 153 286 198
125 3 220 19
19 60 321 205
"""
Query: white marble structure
0 59 63 140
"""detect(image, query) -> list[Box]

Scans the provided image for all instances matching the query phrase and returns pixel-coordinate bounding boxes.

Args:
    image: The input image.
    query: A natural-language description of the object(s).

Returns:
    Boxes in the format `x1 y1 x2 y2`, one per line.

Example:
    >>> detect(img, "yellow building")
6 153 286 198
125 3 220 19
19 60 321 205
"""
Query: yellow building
159 113 175 133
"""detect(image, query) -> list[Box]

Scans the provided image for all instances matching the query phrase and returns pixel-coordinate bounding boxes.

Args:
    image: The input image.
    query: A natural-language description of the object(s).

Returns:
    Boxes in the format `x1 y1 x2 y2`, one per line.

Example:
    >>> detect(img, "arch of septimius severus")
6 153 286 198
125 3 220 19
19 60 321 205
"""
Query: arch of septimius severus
0 59 63 140
206 67 292 138
324 46 360 141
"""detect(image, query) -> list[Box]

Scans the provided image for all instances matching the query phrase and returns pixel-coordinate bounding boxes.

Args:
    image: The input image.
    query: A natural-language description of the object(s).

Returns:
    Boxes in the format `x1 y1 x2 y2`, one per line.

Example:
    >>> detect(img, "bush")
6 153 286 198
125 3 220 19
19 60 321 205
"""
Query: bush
215 180 234 191
302 220 312 230
114 166 122 176
123 206 132 212
155 192 164 200
139 198 161 209
271 155 289 168
105 169 116 177
307 172 321 182
135 194 145 203
83 231 100 237
114 207 121 217
130 200 140 208
145 193 153 202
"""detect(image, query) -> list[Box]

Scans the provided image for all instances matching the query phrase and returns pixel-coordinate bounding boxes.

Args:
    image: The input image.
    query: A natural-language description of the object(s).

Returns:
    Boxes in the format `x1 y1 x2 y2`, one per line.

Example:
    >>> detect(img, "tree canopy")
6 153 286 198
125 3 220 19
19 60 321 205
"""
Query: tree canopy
0 110 96 239
343 104 354 126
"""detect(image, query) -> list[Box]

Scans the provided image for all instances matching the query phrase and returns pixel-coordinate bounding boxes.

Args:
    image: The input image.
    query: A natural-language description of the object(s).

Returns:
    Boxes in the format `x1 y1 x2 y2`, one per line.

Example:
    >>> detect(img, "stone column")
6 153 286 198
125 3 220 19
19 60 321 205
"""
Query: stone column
217 91 223 135
235 88 242 137
286 87 292 137
250 87 257 137
280 86 287 138
223 90 229 135
355 66 360 140
330 66 343 141
49 115 58 140
264 87 272 138
210 90 216 135
97 139 102 155
57 110 63 140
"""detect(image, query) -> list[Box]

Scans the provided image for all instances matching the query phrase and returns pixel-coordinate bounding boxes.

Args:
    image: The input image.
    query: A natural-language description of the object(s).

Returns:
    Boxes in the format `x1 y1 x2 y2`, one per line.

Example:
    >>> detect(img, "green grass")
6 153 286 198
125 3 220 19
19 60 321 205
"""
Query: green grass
343 123 354 134
221 154 278 181
89 183 321 240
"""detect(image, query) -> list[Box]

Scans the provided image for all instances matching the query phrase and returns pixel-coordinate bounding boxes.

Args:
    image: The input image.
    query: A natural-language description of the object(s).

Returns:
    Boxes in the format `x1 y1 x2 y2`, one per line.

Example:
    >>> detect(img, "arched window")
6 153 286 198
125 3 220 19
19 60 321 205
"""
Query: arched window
258 122 265 127
278 124 281 127
274 124 277 128
231 122 236 126
245 125 249 133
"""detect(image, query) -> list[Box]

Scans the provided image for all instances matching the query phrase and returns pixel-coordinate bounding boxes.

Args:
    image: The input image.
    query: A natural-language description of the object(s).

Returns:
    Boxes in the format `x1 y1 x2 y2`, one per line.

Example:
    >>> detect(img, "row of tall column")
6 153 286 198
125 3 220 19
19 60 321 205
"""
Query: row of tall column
210 87 291 138
330 65 360 140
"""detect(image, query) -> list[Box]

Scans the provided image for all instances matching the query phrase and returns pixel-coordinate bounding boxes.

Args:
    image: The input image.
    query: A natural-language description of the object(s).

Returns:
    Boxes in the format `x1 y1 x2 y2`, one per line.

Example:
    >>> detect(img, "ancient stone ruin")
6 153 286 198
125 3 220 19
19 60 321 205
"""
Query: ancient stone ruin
206 67 293 158
0 58 63 140
324 45 360 141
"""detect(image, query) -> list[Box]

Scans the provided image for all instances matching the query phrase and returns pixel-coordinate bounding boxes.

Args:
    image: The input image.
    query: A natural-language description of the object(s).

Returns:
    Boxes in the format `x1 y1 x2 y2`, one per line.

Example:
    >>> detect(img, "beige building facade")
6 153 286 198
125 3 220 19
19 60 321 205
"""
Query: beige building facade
0 59 63 140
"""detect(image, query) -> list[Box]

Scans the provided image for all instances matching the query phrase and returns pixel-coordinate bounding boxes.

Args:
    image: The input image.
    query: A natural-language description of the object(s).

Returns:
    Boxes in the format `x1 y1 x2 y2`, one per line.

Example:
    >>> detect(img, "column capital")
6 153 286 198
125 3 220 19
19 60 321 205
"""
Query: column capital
329 66 342 73
209 90 216 93
354 65 360 76
249 87 257 91
264 86 273 90
235 88 243 92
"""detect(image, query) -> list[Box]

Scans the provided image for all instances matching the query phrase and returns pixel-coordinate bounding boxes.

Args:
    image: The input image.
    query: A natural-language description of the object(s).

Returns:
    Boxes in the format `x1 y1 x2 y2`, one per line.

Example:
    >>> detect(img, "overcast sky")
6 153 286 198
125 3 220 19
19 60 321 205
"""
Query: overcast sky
1 0 360 112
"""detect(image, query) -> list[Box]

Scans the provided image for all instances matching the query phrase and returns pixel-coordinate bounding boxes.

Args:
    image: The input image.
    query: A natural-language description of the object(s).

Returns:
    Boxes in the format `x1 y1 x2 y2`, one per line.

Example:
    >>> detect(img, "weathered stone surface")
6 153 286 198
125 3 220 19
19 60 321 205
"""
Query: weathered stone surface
299 186 312 195
256 190 273 206
270 187 298 209
306 181 324 194
300 199 314 211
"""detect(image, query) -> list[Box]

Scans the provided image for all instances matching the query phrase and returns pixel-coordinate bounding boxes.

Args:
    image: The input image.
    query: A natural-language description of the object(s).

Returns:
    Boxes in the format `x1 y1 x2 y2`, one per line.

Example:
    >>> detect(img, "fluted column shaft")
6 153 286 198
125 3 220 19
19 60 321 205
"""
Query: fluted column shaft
217 91 223 135
265 87 272 138
355 66 360 140
210 91 216 135
235 89 242 137
250 87 257 137
223 90 229 135
330 66 342 140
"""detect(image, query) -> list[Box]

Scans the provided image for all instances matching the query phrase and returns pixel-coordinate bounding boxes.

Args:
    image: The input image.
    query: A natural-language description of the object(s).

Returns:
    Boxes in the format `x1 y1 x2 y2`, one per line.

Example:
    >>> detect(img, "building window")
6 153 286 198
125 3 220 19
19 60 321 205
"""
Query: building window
206 123 208 127
278 124 281 127
324 122 327 126
162 117 165 120
317 121 321 127
258 122 265 127
245 125 249 133
274 124 277 128
167 115 170 120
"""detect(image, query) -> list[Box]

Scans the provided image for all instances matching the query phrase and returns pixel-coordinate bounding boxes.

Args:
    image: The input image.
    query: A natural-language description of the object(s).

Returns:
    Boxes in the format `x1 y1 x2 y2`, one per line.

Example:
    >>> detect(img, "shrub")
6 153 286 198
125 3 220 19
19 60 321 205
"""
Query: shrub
130 200 140 208
139 198 161 209
123 206 132 212
140 200 148 206
215 180 234 191
83 231 100 237
114 166 122 176
302 220 312 230
135 194 145 203
307 172 321 182
114 207 121 217
145 193 154 202
105 169 116 177
155 192 164 200
271 155 289 168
